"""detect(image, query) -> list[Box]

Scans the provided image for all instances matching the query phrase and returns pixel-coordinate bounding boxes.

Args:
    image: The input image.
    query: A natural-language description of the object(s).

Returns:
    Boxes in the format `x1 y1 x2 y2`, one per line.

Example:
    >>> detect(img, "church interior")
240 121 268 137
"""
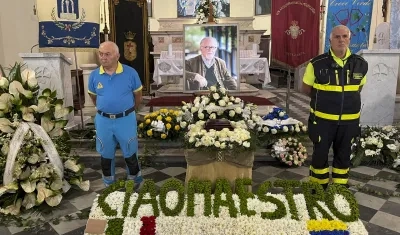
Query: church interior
0 0 400 234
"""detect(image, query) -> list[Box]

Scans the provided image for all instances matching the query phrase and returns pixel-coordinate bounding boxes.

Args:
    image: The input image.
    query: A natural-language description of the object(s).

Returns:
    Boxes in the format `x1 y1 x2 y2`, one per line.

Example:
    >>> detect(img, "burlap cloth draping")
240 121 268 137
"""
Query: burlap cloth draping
184 149 254 192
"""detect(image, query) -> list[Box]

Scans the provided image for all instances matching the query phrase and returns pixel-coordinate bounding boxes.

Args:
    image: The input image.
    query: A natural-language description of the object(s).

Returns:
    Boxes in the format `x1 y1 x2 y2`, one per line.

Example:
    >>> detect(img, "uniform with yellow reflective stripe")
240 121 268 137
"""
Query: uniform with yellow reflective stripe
309 50 368 124
303 48 368 189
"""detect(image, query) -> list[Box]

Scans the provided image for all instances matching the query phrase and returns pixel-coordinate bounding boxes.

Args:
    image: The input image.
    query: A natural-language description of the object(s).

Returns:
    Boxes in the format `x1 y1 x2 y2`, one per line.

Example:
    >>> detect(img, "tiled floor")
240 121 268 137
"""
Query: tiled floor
2 89 399 234
2 159 399 235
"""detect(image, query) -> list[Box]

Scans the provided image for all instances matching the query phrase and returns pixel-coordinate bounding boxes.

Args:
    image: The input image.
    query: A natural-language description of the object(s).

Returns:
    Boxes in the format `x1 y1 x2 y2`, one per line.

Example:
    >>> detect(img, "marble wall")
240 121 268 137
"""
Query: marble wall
358 49 400 126
19 53 75 126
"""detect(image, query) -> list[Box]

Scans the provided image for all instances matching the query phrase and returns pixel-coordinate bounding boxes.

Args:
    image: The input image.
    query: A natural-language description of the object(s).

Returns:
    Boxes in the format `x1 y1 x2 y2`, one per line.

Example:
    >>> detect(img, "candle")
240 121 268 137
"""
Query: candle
168 44 173 56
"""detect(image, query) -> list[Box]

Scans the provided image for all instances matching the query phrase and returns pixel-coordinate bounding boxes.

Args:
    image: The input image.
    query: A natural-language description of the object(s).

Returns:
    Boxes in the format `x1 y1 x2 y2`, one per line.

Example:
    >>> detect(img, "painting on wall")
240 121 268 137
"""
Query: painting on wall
183 23 239 92
177 0 230 18
255 0 271 15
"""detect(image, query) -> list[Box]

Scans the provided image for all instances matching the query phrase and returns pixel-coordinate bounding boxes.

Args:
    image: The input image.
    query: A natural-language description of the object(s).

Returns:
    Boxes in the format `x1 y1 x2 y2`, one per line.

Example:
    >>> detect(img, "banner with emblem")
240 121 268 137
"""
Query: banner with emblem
37 0 100 50
271 0 320 68
109 0 150 94
323 0 373 53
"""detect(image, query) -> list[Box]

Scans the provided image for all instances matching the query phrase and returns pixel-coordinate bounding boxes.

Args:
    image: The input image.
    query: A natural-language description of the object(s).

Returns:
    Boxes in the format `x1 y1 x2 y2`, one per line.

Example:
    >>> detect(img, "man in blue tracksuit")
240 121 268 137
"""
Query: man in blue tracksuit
88 41 143 191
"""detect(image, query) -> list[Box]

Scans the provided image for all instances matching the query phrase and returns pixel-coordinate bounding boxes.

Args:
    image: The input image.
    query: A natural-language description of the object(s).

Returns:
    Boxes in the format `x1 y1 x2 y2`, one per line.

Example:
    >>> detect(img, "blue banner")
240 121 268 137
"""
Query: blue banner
37 0 100 49
324 0 373 53
39 21 99 48
390 0 400 49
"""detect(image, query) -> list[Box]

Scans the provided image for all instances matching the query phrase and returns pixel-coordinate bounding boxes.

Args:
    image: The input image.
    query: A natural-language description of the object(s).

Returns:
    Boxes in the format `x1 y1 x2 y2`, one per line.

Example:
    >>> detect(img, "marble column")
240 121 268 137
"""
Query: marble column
80 64 98 116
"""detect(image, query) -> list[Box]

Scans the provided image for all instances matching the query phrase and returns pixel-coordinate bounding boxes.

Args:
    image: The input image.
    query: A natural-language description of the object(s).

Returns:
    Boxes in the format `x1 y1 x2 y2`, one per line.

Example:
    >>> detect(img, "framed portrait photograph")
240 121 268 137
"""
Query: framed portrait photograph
183 23 239 92
177 0 230 18
147 0 152 17
255 0 271 16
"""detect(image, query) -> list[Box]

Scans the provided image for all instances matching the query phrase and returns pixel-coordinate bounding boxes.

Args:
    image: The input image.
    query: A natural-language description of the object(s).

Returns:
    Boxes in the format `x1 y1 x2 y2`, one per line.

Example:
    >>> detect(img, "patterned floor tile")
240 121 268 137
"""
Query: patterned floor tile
160 167 187 177
62 226 86 235
369 211 400 233
144 171 172 183
365 223 400 235
174 172 187 182
69 192 98 211
0 227 11 235
141 167 158 176
274 171 305 181
40 201 79 221
358 204 378 222
351 166 382 176
354 192 387 210
251 171 270 183
254 166 285 176
89 178 106 192
361 184 393 200
367 179 399 191
50 217 87 235
379 201 400 218
376 170 400 182
286 166 309 176
13 223 59 235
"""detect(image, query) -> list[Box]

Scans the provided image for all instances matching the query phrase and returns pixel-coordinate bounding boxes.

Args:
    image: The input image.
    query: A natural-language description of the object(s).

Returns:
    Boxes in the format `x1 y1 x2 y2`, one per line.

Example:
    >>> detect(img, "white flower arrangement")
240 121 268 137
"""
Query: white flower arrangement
186 120 253 151
180 85 256 124
271 138 308 167
86 189 368 235
195 0 229 24
351 125 400 167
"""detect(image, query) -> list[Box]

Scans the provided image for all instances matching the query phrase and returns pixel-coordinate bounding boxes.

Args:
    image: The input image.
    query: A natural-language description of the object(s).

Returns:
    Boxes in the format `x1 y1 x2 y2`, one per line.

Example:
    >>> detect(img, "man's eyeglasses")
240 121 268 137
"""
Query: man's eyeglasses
201 46 217 50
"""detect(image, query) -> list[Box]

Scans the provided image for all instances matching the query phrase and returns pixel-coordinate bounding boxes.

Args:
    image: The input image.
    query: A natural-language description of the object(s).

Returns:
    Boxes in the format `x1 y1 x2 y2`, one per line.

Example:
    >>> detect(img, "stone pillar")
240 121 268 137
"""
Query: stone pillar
357 49 400 126
19 53 75 127
80 64 98 116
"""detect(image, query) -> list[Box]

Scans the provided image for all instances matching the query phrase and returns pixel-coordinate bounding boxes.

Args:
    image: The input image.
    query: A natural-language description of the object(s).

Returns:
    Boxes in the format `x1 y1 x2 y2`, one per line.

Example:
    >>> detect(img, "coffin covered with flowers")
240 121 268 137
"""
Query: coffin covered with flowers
0 64 89 215
85 179 368 235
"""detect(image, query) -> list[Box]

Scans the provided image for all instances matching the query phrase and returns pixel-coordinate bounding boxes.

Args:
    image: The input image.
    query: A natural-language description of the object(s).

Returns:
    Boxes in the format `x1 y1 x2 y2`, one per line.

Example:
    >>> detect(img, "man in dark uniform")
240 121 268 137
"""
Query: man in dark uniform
302 25 368 189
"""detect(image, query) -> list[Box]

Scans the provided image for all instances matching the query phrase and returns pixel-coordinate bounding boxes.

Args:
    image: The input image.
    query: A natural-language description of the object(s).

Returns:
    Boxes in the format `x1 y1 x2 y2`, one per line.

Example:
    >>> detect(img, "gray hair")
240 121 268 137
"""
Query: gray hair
100 41 120 54
329 25 351 40
200 37 219 47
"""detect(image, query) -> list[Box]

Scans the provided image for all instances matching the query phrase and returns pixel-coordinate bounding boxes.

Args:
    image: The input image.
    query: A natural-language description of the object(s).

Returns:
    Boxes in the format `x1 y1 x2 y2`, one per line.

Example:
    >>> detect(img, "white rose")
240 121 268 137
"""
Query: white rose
214 141 221 148
271 129 277 134
198 113 204 119
235 107 242 114
213 93 220 100
229 110 235 117
182 106 188 111
262 126 269 132
302 126 308 132
234 98 241 104
223 96 229 102
180 121 187 128
220 142 226 149
210 86 217 92
209 113 216 119
189 137 195 143
279 111 285 117
218 100 226 107
295 127 300 132
220 88 226 94
243 141 250 148
191 107 198 113
227 102 233 105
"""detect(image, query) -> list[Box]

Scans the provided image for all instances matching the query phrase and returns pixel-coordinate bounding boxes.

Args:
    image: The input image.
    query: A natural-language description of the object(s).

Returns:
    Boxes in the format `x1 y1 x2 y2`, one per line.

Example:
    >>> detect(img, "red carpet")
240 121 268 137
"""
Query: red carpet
146 96 275 107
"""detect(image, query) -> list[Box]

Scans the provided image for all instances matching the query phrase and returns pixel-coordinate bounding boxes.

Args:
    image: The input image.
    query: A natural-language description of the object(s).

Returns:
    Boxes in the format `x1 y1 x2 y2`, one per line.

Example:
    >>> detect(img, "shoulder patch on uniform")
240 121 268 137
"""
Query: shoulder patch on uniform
97 82 103 89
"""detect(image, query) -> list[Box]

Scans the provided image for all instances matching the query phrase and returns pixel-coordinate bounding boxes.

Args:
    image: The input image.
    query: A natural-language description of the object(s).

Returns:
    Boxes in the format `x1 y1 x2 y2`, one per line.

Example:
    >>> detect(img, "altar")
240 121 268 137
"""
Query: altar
149 17 270 87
